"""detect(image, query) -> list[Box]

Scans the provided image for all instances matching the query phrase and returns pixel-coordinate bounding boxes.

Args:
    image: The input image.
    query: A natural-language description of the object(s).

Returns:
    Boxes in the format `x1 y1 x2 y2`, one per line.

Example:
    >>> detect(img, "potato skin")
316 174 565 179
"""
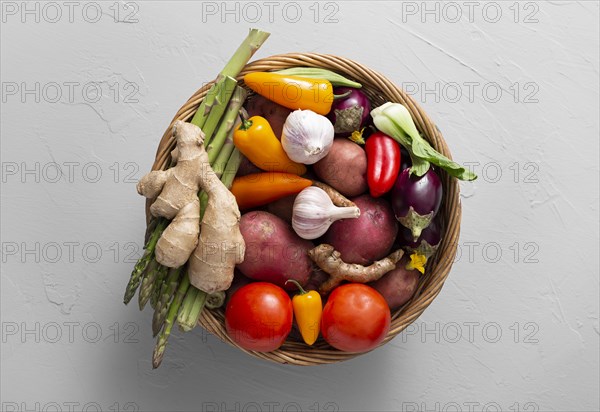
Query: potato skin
369 258 419 310
237 211 312 290
313 138 368 197
323 195 398 265
246 94 292 138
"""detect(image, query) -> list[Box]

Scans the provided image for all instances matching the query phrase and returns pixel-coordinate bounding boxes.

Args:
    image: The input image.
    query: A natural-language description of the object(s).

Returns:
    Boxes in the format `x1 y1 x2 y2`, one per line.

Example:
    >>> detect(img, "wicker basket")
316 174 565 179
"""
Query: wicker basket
146 53 461 365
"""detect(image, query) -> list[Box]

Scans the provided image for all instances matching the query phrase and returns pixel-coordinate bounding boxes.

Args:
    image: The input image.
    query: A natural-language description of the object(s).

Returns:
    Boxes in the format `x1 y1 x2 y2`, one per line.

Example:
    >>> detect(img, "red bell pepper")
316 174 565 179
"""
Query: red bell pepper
365 132 401 197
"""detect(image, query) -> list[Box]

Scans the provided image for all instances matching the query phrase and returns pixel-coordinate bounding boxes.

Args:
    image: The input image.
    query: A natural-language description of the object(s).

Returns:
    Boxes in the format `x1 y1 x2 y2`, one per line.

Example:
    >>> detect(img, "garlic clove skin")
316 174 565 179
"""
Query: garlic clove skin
292 186 360 240
282 110 334 165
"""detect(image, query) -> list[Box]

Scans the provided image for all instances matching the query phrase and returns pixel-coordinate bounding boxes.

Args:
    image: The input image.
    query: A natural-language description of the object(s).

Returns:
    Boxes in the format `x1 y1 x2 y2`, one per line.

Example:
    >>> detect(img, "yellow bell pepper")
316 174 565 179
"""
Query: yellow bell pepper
233 116 306 175
286 279 322 346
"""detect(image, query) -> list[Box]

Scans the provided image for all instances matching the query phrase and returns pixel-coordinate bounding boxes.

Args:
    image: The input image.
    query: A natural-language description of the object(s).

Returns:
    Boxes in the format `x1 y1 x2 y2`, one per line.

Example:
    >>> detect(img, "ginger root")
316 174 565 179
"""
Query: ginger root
187 157 245 294
308 244 404 294
137 121 206 268
137 120 245 293
311 181 356 208
155 198 200 268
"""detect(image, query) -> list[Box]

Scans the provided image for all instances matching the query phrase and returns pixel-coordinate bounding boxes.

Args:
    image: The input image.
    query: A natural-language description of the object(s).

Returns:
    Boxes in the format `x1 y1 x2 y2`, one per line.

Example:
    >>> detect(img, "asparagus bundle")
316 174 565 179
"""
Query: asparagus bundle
123 29 270 368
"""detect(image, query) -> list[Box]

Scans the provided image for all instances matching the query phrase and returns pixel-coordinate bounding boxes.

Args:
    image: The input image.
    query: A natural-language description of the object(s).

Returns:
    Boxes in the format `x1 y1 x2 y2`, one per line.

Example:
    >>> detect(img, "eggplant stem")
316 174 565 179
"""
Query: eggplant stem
333 90 352 100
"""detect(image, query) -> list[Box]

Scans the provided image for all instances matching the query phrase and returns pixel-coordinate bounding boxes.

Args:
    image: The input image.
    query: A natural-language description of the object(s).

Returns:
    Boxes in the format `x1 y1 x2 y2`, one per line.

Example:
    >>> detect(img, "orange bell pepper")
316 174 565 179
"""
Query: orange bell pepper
243 72 333 115
233 116 306 175
230 172 312 210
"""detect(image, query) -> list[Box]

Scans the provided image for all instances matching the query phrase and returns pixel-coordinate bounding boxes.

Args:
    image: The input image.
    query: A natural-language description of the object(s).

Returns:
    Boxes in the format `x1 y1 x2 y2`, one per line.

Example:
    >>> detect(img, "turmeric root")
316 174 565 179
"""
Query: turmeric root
137 121 206 268
308 244 404 294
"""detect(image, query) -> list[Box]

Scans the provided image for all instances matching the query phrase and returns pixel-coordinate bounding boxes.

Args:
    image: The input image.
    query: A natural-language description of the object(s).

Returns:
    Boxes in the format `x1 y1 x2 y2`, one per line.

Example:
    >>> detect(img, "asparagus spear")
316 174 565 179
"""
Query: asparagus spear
139 262 166 311
152 267 183 336
199 76 237 143
191 29 269 127
153 274 190 369
220 29 270 78
150 264 168 309
205 291 226 309
177 288 207 332
176 287 199 330
206 87 247 163
123 221 165 304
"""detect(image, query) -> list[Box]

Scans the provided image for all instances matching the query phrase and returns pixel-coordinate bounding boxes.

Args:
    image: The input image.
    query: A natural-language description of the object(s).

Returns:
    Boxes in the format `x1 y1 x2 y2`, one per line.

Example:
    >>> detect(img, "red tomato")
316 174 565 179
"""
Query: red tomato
321 283 391 352
225 282 293 352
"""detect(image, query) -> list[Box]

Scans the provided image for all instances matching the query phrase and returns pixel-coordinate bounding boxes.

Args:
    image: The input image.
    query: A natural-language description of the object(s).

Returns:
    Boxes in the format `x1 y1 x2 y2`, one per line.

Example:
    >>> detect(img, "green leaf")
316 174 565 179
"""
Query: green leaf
409 155 430 177
418 142 477 180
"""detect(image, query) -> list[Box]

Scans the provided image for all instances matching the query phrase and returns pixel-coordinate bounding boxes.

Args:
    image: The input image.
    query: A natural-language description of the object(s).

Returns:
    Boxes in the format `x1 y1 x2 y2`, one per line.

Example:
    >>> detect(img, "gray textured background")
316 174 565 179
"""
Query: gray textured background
1 1 599 411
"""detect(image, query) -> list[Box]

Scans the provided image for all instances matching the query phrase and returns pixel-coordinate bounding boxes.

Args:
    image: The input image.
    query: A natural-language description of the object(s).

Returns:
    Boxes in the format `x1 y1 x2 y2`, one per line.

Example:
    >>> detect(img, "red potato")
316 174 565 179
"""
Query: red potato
369 257 420 310
245 94 292 138
265 194 296 223
313 138 368 197
323 194 398 265
237 211 313 290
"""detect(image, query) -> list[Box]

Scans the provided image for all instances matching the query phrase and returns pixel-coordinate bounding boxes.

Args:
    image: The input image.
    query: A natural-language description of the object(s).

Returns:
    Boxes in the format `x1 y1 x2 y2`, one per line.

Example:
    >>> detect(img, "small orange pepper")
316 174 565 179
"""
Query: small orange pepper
243 72 334 115
286 279 322 346
233 116 306 175
230 172 312 210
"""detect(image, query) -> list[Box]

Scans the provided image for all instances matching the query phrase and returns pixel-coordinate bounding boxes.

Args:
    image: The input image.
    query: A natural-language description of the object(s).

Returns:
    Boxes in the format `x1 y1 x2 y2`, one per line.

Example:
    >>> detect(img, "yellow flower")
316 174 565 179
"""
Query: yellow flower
349 128 365 145
407 252 426 274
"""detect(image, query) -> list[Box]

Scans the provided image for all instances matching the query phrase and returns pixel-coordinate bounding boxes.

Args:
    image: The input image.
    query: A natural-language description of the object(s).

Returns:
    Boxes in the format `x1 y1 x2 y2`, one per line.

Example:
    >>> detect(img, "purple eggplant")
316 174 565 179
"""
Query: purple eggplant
328 87 370 136
391 168 443 241
399 146 411 171
397 217 442 258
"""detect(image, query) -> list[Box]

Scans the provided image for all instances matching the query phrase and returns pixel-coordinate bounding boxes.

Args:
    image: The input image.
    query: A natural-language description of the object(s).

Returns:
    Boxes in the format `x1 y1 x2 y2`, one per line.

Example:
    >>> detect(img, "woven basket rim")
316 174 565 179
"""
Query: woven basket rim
146 52 462 365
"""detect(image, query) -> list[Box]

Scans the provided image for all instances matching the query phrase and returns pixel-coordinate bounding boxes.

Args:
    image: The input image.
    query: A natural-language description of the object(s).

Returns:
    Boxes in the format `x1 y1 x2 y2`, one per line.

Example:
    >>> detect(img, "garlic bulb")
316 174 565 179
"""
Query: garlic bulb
292 186 360 240
282 109 334 164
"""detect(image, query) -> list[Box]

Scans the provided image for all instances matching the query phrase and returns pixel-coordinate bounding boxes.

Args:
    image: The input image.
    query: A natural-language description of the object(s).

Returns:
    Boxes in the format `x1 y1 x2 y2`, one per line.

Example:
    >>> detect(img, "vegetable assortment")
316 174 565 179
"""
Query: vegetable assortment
124 30 477 367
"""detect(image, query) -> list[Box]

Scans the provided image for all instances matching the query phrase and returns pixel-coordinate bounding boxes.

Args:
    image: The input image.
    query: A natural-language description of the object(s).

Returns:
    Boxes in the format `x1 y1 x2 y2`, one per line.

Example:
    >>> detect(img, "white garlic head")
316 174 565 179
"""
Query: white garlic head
282 109 334 165
292 186 360 240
